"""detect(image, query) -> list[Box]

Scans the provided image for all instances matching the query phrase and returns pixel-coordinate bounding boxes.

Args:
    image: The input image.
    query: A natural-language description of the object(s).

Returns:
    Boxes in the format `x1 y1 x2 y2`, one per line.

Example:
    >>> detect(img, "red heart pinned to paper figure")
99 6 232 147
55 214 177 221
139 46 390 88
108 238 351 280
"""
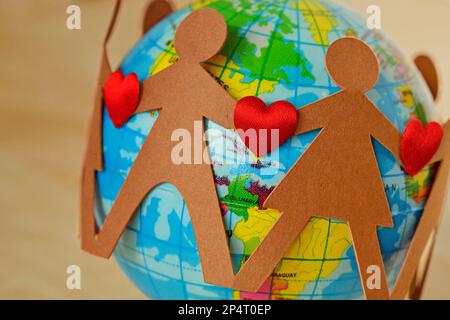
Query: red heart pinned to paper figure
401 119 443 176
234 96 298 157
104 70 140 128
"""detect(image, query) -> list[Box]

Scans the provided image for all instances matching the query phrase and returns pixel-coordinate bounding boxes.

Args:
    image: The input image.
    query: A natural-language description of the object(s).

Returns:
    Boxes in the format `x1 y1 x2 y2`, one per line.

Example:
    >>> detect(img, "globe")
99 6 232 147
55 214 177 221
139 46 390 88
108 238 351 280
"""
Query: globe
96 0 437 299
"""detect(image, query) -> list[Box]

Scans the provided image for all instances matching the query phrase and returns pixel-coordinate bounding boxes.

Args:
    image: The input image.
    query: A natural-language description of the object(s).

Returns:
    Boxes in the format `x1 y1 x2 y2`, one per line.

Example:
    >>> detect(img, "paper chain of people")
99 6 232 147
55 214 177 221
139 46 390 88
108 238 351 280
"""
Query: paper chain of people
80 1 450 300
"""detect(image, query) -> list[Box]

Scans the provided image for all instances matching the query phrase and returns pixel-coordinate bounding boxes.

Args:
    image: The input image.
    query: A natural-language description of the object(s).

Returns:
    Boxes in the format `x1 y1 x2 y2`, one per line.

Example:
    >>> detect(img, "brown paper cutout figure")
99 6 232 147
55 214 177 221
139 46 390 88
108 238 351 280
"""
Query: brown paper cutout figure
391 121 449 300
81 0 173 250
232 38 402 300
81 0 173 239
403 55 441 300
392 56 450 299
81 6 237 288
81 0 122 251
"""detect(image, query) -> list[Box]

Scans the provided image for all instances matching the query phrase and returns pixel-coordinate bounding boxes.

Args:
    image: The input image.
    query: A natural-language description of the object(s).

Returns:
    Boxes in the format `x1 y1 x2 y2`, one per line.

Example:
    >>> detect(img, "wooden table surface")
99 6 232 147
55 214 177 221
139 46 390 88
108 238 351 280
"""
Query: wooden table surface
0 0 449 299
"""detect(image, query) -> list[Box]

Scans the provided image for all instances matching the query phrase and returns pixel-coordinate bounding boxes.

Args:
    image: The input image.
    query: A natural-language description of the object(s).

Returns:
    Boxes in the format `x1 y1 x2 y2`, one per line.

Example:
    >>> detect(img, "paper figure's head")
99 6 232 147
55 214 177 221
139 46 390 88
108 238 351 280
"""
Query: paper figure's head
174 8 227 62
444 120 450 137
326 37 379 92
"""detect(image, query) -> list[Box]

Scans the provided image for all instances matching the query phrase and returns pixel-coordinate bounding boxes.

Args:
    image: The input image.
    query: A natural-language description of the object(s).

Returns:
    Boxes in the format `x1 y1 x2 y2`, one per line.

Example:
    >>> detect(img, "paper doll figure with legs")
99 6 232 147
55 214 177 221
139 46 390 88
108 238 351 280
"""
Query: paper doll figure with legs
81 2 236 288
233 38 402 300
393 118 449 299
390 54 448 299
81 0 173 249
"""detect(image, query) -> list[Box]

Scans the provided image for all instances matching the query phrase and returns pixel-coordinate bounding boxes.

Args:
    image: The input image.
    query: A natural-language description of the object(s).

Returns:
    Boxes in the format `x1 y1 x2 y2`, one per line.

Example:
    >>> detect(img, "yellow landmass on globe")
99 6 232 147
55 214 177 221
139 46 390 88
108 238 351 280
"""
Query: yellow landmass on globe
233 207 281 249
396 85 415 109
272 219 352 299
149 45 276 99
406 167 433 203
191 0 216 10
233 207 352 299
294 0 338 46
205 55 277 99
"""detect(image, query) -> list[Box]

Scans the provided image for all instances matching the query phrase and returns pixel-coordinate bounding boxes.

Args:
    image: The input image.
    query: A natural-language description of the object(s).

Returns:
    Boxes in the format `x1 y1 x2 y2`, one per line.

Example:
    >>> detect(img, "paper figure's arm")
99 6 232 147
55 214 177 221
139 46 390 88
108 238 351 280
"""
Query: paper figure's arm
124 0 174 115
430 144 445 164
367 102 402 162
201 76 236 130
430 120 449 163
204 91 236 130
294 97 331 135
134 71 168 114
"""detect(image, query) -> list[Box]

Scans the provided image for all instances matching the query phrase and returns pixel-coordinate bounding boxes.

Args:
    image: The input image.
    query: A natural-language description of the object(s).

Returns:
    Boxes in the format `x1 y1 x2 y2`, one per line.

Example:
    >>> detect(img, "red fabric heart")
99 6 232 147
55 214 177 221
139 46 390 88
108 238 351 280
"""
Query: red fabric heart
234 96 298 157
401 119 443 176
104 71 140 128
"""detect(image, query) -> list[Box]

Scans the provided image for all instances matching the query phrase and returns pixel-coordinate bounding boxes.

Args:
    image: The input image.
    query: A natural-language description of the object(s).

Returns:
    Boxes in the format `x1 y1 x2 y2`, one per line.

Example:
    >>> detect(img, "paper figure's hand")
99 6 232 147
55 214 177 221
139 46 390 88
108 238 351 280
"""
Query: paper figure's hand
294 96 332 135
380 129 402 165
428 120 449 164
367 102 402 164
205 91 236 130
134 71 168 114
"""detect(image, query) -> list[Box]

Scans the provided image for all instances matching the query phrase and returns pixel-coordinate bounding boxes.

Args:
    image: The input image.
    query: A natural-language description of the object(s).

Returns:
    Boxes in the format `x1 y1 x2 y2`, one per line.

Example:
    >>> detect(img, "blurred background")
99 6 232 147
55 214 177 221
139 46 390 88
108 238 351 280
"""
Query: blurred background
0 0 449 299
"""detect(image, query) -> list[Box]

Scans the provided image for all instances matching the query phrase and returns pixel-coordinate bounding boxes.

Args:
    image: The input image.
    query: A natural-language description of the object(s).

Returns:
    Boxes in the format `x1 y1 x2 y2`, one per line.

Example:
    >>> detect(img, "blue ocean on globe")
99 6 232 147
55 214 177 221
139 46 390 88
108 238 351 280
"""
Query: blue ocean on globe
95 0 436 299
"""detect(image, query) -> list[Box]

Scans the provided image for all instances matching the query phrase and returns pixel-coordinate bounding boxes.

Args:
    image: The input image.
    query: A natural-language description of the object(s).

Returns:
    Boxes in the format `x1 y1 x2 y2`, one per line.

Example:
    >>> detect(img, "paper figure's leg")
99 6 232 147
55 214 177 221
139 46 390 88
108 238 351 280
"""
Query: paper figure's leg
409 232 436 300
80 56 110 249
81 136 167 258
392 165 450 299
348 222 390 300
81 168 99 248
232 210 311 292
179 164 234 288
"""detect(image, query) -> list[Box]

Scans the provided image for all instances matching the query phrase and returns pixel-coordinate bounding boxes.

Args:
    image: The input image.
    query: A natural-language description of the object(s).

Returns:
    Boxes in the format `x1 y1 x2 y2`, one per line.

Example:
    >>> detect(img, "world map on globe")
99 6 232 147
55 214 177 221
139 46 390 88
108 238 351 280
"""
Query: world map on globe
95 0 437 299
